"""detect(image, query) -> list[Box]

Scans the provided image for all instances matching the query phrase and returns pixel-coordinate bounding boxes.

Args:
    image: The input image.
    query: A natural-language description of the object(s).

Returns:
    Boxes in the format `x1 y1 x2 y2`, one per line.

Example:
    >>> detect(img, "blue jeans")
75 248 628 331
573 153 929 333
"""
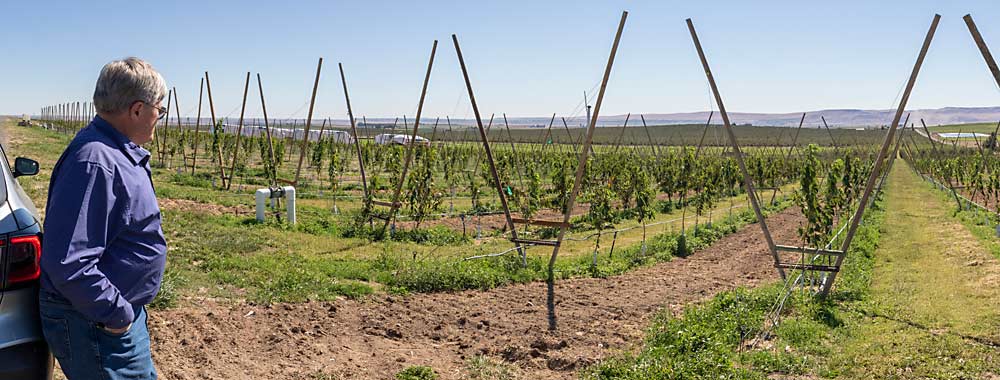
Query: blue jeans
38 290 157 380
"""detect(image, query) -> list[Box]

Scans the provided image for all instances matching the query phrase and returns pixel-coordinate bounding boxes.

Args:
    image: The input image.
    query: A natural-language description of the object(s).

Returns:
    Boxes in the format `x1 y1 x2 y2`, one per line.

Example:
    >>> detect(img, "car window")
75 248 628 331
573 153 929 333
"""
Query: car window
0 144 13 205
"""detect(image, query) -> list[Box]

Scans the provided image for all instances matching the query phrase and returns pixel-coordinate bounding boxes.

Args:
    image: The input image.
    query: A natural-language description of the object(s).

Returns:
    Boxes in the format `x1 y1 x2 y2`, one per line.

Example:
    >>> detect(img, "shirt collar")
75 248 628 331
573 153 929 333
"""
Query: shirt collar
92 115 150 166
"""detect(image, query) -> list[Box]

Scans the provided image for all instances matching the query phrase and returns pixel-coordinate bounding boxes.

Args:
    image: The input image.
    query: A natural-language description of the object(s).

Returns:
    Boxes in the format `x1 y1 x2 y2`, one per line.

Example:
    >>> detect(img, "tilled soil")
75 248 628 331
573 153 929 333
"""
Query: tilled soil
394 206 588 235
159 198 253 216
148 208 804 380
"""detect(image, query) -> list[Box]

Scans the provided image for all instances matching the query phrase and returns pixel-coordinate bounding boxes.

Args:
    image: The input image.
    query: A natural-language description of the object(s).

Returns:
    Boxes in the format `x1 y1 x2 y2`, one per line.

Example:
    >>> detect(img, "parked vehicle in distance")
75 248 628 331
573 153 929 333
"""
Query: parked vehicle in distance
374 133 431 146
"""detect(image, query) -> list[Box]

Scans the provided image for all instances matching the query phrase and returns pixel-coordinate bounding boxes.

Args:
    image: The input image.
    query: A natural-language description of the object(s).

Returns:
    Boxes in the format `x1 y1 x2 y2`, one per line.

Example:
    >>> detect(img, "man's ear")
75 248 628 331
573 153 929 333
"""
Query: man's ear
129 101 143 120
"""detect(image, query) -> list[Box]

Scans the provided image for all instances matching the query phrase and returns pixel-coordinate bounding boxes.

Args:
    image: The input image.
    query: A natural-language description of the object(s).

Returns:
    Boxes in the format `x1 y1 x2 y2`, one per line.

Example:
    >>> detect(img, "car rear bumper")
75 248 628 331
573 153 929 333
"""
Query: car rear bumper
0 286 51 379
0 287 44 350
0 340 52 380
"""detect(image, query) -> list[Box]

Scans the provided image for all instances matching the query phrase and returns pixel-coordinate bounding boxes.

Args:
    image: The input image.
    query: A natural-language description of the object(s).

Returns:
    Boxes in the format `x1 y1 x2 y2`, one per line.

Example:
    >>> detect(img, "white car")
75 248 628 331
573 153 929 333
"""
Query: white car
374 133 431 147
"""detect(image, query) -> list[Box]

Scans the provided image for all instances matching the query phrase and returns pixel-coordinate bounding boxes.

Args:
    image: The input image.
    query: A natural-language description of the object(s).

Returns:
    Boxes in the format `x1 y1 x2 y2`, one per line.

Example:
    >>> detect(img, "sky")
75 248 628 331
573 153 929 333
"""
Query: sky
3 0 1000 121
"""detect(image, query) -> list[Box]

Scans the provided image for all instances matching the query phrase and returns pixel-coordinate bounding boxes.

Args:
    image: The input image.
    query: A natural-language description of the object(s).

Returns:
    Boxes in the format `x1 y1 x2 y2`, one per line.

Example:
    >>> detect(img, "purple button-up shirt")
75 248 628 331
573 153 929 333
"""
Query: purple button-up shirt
40 115 167 329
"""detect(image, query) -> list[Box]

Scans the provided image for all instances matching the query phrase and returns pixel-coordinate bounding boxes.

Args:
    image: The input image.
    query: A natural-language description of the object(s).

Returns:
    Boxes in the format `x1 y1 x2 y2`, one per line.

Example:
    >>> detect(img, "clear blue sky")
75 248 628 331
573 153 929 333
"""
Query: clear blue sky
3 0 1000 121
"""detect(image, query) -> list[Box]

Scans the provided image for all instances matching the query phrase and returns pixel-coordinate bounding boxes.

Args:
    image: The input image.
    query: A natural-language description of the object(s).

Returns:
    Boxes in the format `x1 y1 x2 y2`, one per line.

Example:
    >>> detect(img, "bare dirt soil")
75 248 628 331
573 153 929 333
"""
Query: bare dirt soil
159 198 253 216
147 208 804 380
394 205 588 235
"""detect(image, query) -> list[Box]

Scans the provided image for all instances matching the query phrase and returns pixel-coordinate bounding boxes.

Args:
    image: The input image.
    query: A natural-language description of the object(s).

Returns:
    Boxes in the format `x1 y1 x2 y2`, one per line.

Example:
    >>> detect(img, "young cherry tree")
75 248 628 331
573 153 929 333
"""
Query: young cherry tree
405 147 444 230
795 144 833 248
633 168 655 257
584 185 616 269
327 142 344 214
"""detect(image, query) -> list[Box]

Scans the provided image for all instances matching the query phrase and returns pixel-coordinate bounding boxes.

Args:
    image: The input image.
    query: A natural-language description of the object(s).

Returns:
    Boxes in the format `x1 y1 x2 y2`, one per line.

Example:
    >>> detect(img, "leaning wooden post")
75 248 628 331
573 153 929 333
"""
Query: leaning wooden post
821 14 940 296
383 41 438 232
172 86 182 169
965 14 1000 90
693 111 715 159
965 14 1000 153
452 38 528 267
687 17 786 280
256 74 279 188
539 113 557 152
820 116 840 151
294 58 324 185
769 112 806 204
560 117 579 152
204 71 228 188
877 113 910 193
547 11 626 330
227 72 251 190
159 89 172 163
338 63 370 201
611 113 632 152
639 115 663 159
919 119 939 152
192 77 204 175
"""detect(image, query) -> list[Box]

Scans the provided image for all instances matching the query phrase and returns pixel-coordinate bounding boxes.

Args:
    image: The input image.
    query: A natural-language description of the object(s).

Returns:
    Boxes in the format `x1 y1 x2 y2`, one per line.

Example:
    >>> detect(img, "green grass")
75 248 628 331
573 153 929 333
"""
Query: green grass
584 196 884 379
5 121 801 306
159 194 790 304
928 122 998 134
586 163 1000 379
465 355 520 380
395 366 437 380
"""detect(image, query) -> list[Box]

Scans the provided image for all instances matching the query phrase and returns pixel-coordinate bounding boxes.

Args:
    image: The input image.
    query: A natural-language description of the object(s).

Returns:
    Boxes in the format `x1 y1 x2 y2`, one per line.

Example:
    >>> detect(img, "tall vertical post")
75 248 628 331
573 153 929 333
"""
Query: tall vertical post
294 58 324 185
687 18 785 279
822 14 940 296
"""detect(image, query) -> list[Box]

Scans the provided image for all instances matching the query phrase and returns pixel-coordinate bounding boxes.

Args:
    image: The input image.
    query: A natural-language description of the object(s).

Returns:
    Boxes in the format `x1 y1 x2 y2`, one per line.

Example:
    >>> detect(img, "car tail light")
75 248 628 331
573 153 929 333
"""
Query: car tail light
5 235 42 286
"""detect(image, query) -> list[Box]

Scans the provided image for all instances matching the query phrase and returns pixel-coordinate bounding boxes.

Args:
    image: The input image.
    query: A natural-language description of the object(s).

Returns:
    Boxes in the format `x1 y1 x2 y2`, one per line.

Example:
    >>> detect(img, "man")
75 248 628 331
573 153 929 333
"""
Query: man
38 57 167 380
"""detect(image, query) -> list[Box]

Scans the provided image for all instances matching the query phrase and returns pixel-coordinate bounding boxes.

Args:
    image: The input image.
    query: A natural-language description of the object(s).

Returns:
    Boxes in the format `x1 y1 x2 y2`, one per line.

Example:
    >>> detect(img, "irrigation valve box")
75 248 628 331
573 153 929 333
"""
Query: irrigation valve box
255 186 297 225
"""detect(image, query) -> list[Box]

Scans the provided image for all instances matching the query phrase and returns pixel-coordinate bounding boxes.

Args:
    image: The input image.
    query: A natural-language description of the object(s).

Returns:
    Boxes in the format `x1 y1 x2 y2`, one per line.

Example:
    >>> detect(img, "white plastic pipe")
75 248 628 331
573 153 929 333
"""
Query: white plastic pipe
255 189 268 222
255 186 296 224
284 186 296 224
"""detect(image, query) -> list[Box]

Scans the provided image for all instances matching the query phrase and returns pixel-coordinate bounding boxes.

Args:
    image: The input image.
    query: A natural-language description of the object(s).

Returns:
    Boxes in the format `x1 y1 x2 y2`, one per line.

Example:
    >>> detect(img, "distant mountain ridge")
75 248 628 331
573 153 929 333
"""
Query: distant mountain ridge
473 106 1000 128
143 106 1000 129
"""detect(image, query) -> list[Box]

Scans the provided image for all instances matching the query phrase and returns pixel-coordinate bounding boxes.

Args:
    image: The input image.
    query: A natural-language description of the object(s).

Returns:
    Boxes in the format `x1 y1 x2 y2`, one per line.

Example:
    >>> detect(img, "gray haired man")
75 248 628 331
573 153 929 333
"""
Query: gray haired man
39 57 167 380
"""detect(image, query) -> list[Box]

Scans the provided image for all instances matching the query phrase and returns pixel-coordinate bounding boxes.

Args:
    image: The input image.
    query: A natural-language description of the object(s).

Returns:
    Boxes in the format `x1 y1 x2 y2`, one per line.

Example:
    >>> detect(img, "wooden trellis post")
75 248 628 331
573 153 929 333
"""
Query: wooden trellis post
376 40 438 233
453 11 628 331
204 71 228 188
294 58 324 185
192 78 204 175
172 86 182 169
820 116 840 151
338 63 370 202
769 112 806 204
688 17 786 280
227 72 251 190
256 73 279 188
820 14 940 296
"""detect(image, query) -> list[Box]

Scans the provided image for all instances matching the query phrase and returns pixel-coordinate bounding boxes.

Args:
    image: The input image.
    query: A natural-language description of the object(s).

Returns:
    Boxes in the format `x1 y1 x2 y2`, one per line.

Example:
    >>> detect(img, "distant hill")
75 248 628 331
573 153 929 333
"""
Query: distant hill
165 106 1000 130
476 106 1000 128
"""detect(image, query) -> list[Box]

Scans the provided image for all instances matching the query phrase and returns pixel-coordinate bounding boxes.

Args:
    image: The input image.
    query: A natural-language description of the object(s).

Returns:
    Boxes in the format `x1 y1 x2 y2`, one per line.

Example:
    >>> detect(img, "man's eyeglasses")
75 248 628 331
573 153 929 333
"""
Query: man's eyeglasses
138 101 168 120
